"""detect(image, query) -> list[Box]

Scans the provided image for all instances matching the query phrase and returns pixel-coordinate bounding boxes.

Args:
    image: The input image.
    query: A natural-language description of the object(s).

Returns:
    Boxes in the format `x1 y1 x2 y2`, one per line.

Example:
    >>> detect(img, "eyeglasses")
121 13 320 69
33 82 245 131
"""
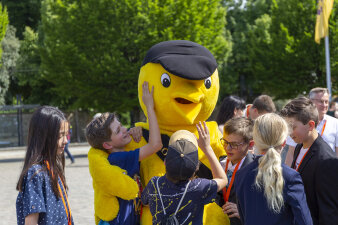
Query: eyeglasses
311 98 329 105
220 138 246 150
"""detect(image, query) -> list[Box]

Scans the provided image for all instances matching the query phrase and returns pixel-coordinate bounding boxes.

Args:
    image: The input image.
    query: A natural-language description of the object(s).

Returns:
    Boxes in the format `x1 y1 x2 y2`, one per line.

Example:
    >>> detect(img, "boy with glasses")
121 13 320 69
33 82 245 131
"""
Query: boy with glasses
218 117 255 225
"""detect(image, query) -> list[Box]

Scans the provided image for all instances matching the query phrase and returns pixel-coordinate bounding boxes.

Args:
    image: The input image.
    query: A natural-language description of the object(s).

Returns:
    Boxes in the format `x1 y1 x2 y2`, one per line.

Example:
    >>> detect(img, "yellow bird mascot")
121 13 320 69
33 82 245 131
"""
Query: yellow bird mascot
126 40 229 225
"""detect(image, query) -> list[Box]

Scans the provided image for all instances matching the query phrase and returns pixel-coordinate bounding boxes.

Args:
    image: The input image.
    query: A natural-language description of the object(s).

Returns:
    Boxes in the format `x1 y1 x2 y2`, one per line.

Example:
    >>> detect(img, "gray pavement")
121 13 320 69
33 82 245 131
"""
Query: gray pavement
0 144 95 224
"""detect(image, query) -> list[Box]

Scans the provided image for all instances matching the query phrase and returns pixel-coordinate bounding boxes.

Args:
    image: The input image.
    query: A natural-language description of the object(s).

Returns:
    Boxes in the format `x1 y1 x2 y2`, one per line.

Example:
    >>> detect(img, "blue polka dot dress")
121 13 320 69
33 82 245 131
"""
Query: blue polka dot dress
16 164 74 225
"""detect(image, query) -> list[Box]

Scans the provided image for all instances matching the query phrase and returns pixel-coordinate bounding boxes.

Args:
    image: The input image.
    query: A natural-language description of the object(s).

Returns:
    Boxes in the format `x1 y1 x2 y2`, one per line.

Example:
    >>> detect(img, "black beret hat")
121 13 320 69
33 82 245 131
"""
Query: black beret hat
142 40 217 80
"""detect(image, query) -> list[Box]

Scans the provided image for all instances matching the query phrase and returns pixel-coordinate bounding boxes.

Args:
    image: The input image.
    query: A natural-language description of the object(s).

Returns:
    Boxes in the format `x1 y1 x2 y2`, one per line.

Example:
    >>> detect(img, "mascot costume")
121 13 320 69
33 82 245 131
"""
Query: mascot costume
128 40 229 224
88 40 229 225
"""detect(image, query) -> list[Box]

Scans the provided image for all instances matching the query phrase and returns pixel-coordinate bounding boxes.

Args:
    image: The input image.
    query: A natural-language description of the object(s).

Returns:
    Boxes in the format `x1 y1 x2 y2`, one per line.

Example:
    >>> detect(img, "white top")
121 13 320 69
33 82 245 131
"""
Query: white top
220 155 247 172
286 114 338 152
295 147 309 169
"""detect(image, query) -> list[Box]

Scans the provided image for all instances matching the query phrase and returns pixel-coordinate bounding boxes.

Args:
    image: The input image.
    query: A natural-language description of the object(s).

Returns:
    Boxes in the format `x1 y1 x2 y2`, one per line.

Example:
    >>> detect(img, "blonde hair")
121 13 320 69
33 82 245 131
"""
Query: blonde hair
253 113 288 213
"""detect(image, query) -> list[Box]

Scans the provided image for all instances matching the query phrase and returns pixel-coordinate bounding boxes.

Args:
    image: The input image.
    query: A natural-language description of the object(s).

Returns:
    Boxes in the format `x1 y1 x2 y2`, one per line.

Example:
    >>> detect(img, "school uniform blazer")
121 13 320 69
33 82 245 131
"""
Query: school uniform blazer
235 157 313 225
219 153 256 225
291 135 338 225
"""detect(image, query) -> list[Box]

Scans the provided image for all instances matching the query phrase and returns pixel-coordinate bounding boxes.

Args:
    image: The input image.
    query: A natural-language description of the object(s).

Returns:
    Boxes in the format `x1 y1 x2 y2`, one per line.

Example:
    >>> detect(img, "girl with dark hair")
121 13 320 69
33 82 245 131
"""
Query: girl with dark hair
16 106 73 225
216 96 246 132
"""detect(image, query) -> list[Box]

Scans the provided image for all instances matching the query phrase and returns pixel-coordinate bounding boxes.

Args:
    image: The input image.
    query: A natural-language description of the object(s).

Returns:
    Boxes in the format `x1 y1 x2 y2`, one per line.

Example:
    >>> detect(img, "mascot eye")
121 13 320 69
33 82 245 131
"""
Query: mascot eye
161 73 171 88
204 77 211 89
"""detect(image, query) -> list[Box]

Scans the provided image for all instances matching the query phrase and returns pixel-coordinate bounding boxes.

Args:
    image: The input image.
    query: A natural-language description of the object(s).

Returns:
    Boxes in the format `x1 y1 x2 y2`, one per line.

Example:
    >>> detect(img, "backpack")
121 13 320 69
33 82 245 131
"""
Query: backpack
156 177 191 225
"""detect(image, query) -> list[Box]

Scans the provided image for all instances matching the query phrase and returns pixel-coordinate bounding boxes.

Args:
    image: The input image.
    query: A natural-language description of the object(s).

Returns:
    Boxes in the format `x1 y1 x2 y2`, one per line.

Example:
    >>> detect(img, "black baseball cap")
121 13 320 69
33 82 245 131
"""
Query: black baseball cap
165 130 199 181
142 40 217 80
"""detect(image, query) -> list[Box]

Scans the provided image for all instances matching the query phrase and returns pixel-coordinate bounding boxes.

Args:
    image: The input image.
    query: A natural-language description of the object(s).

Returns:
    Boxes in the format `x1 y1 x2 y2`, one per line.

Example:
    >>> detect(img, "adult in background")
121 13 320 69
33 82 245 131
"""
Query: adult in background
244 95 276 120
216 96 246 132
235 113 312 225
285 87 338 166
64 124 75 164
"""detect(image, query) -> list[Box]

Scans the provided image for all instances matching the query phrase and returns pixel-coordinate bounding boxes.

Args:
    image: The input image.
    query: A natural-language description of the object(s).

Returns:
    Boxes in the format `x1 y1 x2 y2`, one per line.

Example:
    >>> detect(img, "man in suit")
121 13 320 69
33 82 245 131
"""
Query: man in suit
218 117 255 225
281 97 338 225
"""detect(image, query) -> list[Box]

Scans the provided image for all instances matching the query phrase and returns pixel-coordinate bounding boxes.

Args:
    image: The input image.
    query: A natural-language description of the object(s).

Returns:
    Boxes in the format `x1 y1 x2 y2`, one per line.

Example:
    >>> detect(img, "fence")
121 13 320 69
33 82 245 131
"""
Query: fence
0 105 92 148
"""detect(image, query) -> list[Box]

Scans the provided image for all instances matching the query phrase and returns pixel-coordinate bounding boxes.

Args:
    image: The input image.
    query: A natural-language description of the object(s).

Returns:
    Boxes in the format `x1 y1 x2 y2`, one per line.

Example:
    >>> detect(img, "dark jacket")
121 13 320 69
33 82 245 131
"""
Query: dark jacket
235 156 313 225
217 153 255 225
292 135 338 225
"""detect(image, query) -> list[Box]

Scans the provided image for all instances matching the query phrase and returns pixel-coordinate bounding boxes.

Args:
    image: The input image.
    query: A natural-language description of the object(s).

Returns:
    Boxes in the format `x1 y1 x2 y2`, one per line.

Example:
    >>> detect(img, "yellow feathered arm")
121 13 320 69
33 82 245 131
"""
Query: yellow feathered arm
88 147 139 224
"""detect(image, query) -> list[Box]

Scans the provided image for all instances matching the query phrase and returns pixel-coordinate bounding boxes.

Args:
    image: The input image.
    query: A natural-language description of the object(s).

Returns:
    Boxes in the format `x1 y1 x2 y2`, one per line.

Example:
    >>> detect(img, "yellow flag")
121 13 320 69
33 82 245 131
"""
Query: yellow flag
315 0 334 44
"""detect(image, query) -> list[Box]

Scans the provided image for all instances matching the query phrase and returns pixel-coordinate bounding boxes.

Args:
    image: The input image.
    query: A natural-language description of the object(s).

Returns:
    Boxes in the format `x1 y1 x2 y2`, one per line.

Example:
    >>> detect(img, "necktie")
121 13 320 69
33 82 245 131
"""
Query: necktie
226 169 233 188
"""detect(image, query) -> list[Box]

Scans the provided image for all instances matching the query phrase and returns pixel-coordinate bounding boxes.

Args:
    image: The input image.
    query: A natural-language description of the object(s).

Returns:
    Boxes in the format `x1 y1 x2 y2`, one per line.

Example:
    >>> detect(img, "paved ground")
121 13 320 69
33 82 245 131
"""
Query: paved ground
0 144 95 225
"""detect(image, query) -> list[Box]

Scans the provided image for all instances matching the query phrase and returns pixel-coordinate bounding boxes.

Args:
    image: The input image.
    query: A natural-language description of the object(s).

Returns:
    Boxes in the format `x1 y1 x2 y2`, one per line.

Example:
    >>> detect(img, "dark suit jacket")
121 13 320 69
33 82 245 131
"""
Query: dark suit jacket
217 153 255 225
291 135 338 225
235 157 313 225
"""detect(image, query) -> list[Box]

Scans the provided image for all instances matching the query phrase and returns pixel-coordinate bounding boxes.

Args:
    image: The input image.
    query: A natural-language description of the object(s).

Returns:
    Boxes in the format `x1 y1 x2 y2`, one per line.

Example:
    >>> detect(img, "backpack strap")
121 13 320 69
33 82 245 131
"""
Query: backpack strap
156 177 191 216
156 177 167 216
174 180 191 216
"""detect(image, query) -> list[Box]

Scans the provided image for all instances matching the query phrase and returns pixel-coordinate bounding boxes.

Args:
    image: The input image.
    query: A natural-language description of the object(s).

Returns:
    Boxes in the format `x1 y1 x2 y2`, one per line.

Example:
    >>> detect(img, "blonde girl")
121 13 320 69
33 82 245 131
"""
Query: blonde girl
234 113 312 225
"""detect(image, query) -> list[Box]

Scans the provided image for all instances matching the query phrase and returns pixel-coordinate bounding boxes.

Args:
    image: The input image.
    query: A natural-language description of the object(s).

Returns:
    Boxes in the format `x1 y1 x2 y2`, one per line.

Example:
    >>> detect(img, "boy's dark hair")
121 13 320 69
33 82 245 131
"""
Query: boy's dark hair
85 112 116 150
252 95 276 113
216 95 246 125
280 97 319 126
223 117 254 143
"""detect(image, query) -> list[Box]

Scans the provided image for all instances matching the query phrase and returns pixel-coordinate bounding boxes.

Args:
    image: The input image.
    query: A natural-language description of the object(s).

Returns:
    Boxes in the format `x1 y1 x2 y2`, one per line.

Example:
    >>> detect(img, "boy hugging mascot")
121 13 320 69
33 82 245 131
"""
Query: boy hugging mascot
90 40 229 225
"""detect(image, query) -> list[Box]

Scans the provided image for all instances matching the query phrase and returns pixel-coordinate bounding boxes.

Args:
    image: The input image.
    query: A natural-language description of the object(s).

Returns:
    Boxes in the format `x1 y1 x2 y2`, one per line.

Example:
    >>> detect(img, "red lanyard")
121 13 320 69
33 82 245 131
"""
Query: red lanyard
320 120 327 136
295 144 312 171
222 159 242 202
246 105 252 118
45 161 72 225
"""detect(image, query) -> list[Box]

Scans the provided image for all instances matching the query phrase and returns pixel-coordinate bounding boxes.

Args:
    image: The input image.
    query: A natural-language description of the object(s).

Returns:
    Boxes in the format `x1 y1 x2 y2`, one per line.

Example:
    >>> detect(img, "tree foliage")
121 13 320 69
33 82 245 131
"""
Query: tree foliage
224 0 337 100
0 25 20 105
10 26 56 105
252 0 338 98
40 0 231 112
1 0 41 39
0 3 9 104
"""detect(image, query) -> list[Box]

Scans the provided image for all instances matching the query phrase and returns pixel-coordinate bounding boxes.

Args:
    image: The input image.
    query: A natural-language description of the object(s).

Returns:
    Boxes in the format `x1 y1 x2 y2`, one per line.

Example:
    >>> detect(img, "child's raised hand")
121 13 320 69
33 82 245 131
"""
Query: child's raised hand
196 121 211 153
128 126 142 143
142 81 154 109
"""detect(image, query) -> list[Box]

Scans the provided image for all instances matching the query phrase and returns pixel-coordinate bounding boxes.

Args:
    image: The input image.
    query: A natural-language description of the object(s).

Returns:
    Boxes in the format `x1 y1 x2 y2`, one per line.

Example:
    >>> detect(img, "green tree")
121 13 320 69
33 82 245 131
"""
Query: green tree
0 25 20 105
0 3 9 103
1 0 41 39
224 0 337 100
250 0 338 99
222 0 274 101
40 0 231 113
11 26 55 105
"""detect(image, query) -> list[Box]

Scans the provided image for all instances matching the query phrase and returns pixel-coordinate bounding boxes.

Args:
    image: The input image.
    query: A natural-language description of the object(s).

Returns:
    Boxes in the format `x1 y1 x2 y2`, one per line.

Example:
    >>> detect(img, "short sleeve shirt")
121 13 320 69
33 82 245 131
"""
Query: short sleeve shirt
103 149 140 225
16 164 73 225
141 176 217 225
107 149 140 177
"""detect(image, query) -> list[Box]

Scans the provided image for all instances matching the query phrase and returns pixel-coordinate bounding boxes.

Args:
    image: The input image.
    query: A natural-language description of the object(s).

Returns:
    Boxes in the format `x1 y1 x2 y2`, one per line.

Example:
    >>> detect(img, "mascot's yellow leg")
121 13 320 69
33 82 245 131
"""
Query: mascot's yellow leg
203 202 230 225
141 206 153 225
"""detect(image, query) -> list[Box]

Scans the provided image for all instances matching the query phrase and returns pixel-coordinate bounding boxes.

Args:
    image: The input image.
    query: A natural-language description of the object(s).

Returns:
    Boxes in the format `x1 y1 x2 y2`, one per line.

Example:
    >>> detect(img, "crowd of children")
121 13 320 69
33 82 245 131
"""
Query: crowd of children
15 85 338 225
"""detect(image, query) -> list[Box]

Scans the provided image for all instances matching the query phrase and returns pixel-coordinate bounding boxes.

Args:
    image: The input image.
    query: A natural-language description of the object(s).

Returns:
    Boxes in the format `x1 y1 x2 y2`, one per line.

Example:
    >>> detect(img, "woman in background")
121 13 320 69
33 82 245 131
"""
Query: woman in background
216 95 246 132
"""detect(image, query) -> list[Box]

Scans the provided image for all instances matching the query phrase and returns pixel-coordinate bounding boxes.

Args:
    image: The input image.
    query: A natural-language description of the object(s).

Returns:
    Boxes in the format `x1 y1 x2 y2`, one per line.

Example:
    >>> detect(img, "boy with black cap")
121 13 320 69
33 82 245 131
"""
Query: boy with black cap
141 122 228 225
